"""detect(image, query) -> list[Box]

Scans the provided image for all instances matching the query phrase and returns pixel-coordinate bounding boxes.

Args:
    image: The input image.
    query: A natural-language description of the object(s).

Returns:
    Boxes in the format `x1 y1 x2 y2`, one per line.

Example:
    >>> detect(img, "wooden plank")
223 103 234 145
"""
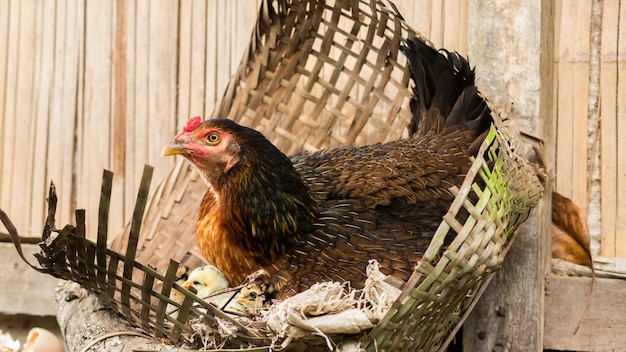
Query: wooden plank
177 0 192 123
79 0 113 239
47 0 83 231
556 0 579 60
455 0 469 55
204 0 259 117
147 0 179 191
555 62 575 198
553 0 562 58
3 1 38 234
429 0 443 48
571 61 590 213
599 0 619 257
386 0 471 83
202 1 216 117
189 0 208 117
0 0 11 234
111 0 128 243
463 0 554 351
216 0 232 104
554 0 592 206
29 0 56 233
227 0 238 85
550 0 592 218
122 0 137 227
571 0 591 214
204 0 219 116
128 0 149 228
396 0 432 41
572 0 592 60
544 275 626 350
74 0 86 235
442 0 466 53
1 0 20 219
234 0 257 70
0 242 59 316
20 0 39 234
616 0 626 257
550 0 561 200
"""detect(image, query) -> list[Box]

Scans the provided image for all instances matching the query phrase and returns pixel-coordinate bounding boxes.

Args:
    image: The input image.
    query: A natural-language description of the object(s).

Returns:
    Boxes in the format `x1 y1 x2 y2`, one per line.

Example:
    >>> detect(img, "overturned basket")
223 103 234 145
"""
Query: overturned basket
1 0 544 351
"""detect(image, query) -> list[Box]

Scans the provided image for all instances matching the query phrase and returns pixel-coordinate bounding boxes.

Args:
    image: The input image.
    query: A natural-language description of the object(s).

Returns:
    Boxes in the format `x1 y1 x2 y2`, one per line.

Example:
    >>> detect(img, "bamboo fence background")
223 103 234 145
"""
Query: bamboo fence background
0 0 624 257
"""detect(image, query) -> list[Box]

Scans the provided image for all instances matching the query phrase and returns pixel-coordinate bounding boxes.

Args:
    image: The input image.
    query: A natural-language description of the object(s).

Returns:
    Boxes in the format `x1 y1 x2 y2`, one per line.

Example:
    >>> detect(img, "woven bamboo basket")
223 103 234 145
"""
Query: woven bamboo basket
1 0 545 351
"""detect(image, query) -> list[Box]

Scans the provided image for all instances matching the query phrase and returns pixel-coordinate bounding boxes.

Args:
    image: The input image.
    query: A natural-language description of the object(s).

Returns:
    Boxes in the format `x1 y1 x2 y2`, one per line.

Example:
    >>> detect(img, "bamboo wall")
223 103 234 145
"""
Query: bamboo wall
0 0 261 237
0 0 624 258
597 0 626 257
552 0 626 257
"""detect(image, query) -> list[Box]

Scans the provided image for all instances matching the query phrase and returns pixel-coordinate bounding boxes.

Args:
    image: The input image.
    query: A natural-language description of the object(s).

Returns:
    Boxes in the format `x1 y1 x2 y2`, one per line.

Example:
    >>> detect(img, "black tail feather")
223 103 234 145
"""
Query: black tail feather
401 37 491 143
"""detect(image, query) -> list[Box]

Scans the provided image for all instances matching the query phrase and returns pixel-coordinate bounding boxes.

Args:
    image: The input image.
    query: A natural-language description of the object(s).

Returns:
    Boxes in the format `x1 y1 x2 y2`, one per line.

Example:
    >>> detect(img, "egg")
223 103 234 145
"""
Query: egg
23 328 64 352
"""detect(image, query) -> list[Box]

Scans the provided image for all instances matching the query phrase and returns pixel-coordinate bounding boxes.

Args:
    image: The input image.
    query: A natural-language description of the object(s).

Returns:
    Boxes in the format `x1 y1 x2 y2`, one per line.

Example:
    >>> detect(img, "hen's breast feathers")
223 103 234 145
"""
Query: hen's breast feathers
197 194 262 286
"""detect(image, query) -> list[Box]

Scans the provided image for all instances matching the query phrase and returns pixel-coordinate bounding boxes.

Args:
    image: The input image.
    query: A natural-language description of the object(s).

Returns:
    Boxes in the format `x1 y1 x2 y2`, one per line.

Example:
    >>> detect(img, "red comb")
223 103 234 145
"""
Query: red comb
182 116 202 133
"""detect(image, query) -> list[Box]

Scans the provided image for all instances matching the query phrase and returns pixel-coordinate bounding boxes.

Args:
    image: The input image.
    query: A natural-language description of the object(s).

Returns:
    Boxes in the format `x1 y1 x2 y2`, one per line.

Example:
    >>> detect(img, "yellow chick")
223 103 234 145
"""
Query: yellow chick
182 265 230 298
169 265 248 317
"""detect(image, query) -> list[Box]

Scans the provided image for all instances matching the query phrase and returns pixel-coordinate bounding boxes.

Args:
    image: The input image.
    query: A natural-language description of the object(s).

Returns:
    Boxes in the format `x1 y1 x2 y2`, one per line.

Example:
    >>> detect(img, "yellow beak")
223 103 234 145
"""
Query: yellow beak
161 142 184 156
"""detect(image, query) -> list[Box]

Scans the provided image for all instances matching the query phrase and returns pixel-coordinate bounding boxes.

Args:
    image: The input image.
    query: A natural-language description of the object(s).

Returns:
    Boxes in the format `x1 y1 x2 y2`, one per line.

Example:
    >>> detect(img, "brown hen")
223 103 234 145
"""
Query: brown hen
161 37 492 298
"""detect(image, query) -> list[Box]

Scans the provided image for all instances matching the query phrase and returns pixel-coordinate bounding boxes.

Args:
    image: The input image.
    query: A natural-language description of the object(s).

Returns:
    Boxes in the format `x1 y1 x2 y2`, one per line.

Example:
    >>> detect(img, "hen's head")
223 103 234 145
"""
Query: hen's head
162 117 319 245
162 117 249 185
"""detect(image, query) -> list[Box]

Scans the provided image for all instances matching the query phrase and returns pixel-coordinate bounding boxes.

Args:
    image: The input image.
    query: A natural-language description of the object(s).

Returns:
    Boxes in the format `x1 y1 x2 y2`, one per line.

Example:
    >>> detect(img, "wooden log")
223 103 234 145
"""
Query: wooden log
56 281 170 352
463 0 554 351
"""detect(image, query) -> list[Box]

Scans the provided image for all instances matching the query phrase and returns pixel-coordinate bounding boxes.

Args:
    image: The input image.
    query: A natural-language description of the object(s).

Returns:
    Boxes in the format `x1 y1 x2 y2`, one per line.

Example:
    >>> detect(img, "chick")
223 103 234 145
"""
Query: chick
174 265 190 282
182 265 230 298
168 264 248 317
236 282 273 314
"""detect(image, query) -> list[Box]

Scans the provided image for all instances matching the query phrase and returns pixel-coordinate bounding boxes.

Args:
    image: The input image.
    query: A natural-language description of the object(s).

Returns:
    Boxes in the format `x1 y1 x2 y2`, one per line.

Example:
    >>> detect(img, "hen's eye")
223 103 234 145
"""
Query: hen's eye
249 292 257 299
206 132 220 144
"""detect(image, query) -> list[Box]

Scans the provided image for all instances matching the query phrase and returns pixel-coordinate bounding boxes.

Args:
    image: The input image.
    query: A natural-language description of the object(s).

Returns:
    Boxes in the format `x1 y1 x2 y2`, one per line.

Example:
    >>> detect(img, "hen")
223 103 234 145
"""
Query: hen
161 38 491 298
